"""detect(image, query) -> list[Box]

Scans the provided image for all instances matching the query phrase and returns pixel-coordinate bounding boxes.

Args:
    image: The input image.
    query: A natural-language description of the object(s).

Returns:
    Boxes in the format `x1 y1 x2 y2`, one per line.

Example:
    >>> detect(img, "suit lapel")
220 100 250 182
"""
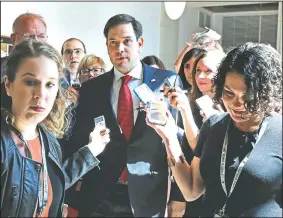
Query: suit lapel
130 64 158 142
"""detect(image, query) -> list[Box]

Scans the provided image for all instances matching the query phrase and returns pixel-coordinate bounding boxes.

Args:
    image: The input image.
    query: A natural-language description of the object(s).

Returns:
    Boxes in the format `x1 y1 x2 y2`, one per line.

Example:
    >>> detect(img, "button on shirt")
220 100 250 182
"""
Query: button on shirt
111 62 143 124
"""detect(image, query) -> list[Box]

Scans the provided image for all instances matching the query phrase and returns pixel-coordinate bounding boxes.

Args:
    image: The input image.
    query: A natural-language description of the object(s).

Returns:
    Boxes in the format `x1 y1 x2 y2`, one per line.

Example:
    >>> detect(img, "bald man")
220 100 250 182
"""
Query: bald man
1 12 48 81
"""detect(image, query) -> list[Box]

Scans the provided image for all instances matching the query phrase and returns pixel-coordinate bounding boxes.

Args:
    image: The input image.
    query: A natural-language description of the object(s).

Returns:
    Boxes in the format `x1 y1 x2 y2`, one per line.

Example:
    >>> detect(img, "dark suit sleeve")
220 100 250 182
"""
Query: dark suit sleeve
63 83 94 161
62 82 98 207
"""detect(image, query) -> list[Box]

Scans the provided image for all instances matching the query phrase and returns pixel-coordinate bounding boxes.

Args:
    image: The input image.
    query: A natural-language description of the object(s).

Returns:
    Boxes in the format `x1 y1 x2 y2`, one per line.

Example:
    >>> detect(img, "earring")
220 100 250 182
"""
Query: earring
7 92 10 96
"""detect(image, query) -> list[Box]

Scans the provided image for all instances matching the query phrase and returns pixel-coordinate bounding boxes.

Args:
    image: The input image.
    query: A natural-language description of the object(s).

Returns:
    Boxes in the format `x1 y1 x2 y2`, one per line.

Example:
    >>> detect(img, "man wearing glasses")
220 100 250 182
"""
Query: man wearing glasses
1 12 48 82
61 38 86 87
58 38 87 171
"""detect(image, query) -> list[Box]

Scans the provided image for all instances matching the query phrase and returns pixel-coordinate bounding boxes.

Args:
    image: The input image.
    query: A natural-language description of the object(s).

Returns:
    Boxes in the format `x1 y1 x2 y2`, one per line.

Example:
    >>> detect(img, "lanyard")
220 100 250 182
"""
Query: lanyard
8 125 48 216
37 128 48 216
219 117 268 214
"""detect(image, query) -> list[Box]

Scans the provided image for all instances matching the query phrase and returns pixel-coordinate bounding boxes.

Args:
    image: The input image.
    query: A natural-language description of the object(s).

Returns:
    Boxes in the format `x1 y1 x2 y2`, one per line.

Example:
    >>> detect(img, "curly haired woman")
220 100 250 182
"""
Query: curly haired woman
146 42 282 217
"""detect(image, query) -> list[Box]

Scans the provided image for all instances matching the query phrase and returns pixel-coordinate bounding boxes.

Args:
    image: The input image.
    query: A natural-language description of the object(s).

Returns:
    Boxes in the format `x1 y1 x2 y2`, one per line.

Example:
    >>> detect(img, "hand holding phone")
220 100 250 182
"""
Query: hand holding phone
194 28 221 42
148 100 167 126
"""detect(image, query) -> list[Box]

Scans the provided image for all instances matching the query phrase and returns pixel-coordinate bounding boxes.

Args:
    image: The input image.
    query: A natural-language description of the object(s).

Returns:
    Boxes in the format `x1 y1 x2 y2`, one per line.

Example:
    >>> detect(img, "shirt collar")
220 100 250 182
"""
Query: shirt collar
113 61 143 82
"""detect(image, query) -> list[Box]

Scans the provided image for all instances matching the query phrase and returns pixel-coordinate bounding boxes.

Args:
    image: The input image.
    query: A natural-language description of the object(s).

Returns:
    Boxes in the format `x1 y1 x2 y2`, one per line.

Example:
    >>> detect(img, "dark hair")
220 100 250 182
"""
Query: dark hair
103 14 143 40
1 39 67 138
213 42 282 116
178 48 206 90
142 55 166 70
61 38 87 55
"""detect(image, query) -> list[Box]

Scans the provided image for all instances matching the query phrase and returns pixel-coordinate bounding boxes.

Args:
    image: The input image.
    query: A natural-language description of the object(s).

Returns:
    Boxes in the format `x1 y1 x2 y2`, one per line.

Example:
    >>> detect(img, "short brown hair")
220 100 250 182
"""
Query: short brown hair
1 39 67 138
61 38 87 55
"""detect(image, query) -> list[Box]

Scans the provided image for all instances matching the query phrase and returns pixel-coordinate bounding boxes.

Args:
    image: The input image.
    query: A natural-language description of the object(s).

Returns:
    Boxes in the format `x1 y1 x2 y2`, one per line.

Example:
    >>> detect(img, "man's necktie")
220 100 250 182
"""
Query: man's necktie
117 75 134 183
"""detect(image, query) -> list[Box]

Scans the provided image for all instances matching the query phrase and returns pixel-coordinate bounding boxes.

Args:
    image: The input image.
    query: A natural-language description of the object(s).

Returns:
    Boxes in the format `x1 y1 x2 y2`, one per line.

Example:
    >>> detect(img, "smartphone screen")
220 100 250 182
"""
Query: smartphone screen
134 83 156 105
195 95 221 118
148 101 167 126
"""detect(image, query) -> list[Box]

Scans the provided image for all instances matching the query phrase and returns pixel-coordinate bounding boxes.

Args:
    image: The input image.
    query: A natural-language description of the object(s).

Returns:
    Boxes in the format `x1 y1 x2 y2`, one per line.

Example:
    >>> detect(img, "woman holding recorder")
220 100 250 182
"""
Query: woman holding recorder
1 39 110 217
147 42 282 217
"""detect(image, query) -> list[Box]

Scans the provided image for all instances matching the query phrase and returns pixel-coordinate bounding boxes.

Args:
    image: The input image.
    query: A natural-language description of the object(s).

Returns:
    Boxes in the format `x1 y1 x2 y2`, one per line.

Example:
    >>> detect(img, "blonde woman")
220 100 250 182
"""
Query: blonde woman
1 39 110 217
77 54 106 83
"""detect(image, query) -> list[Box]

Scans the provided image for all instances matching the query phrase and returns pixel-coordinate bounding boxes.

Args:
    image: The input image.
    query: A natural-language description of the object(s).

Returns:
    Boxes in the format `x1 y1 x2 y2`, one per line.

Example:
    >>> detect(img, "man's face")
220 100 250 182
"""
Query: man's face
11 16 47 46
106 23 144 74
62 40 86 75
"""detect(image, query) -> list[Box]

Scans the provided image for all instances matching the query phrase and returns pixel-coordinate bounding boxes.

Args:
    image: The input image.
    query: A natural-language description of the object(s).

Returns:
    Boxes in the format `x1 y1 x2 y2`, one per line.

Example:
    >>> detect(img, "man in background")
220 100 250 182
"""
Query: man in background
1 12 48 82
61 38 86 86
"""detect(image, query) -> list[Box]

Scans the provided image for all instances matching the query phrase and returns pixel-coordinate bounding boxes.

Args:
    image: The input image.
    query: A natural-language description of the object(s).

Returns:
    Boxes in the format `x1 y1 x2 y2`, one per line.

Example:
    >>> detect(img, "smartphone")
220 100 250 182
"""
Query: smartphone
193 28 221 44
134 83 156 106
94 115 106 129
195 95 221 118
72 83 81 91
148 101 167 126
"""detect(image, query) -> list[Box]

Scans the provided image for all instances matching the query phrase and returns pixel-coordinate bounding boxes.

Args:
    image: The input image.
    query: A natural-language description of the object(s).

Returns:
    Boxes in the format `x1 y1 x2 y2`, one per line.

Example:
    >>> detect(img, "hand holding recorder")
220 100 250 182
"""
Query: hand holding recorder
87 115 110 157
68 86 80 104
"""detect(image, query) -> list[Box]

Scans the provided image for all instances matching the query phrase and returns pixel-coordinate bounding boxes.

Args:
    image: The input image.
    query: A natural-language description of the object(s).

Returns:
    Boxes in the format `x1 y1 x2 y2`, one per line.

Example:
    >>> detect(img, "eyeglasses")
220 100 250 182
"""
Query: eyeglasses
64 49 85 56
80 68 105 76
14 32 48 41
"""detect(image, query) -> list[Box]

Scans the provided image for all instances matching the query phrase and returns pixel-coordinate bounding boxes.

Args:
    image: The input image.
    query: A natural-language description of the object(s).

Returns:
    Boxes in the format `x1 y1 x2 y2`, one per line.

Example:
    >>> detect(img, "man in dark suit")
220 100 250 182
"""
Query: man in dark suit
65 14 184 217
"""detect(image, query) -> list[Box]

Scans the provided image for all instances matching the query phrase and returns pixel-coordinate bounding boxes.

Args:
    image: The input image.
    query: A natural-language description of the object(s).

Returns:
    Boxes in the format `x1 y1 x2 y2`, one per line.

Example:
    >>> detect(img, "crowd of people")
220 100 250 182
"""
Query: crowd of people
0 11 282 218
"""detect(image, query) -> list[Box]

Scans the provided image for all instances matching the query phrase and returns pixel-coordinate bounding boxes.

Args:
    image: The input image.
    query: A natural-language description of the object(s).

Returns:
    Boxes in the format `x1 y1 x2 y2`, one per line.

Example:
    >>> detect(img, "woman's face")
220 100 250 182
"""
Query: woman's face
184 56 197 85
79 63 105 83
222 71 250 123
195 56 217 94
4 56 59 126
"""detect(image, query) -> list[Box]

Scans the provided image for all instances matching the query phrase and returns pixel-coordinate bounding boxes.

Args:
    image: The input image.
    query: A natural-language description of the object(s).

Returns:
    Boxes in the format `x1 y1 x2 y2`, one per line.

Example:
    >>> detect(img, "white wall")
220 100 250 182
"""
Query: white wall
1 2 162 70
178 7 205 52
159 3 179 71
159 6 204 71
